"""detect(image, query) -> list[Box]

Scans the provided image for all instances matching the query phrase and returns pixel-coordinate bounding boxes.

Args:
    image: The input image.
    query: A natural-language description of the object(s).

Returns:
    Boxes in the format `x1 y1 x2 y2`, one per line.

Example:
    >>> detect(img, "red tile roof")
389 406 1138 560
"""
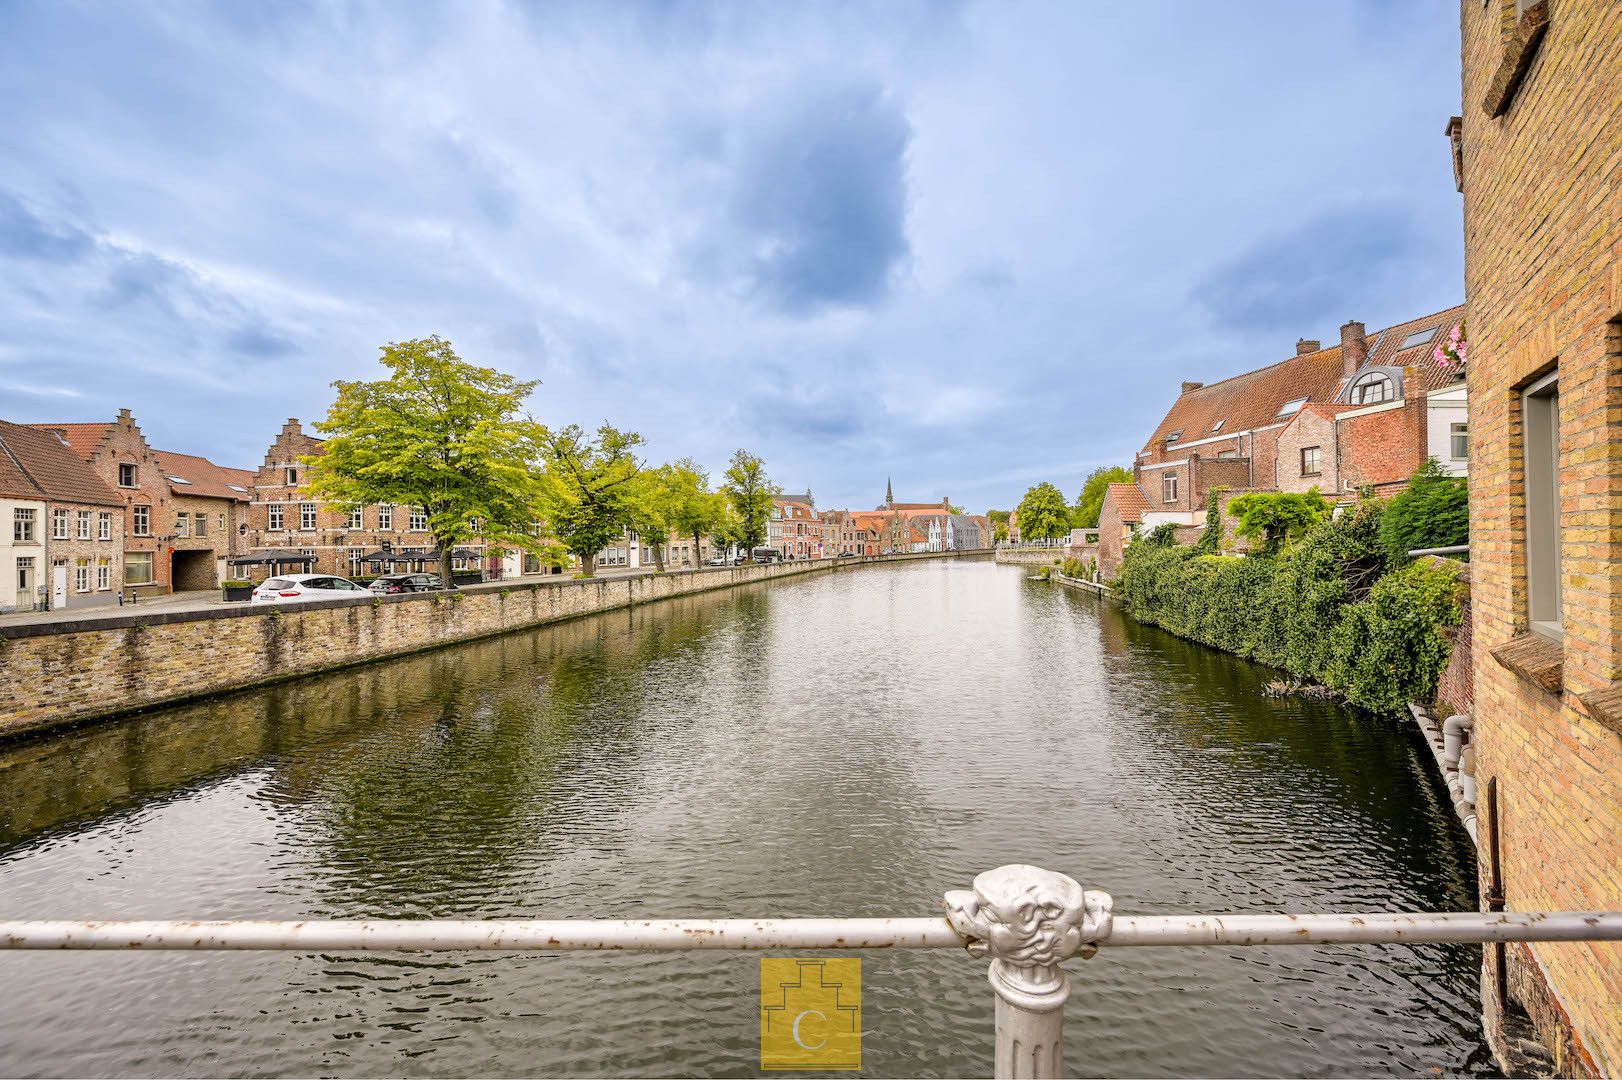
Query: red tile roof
1106 482 1150 524
1145 303 1466 453
151 450 256 502
0 420 123 506
33 422 114 461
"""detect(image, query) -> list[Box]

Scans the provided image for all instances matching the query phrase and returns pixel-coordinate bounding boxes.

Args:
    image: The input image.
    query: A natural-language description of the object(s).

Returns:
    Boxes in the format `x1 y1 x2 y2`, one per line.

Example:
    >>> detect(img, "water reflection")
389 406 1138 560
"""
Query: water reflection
0 562 1490 1077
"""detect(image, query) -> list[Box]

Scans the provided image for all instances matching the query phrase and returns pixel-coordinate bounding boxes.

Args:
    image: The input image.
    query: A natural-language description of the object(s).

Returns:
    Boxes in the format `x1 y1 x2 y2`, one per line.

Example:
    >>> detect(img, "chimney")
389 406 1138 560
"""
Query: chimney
1340 320 1368 376
1296 339 1321 355
117 407 133 424
1181 381 1204 393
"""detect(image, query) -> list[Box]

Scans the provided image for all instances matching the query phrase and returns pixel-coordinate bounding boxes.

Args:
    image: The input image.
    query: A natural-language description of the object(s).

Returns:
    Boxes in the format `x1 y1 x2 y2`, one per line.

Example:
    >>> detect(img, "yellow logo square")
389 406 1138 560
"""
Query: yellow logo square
760 957 861 1071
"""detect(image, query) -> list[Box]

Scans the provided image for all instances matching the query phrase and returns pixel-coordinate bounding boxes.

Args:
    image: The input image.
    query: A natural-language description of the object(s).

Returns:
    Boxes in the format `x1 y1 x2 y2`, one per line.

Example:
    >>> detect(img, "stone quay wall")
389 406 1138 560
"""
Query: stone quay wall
0 550 986 740
992 547 1065 567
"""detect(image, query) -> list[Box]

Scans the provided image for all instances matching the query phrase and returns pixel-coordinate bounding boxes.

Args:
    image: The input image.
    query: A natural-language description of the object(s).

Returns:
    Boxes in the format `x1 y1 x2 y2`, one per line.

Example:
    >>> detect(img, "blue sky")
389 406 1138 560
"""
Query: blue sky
0 1 1463 513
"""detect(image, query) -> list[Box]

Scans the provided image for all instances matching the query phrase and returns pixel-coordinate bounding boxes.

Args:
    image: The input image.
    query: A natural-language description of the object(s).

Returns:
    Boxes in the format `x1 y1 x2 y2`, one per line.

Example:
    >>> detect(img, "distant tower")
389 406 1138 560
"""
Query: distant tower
885 477 894 508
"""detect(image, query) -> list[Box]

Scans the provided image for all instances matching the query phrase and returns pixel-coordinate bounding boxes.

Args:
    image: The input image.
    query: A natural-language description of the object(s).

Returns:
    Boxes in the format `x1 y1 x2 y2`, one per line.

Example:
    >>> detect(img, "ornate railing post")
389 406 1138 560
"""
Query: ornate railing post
946 865 1113 1080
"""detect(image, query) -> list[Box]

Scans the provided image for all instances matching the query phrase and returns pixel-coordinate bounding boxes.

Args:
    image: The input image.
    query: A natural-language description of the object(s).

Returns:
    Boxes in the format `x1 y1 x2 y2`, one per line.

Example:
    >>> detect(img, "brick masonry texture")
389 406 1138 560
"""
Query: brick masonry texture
1460 1 1622 1073
0 551 978 740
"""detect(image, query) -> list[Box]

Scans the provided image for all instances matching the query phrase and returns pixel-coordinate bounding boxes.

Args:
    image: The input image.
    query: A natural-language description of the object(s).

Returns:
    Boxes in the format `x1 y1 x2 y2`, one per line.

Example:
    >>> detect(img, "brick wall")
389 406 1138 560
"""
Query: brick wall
1460 1 1622 1073
1433 564 1474 718
0 550 977 739
44 501 124 607
1278 408 1341 494
1340 395 1428 491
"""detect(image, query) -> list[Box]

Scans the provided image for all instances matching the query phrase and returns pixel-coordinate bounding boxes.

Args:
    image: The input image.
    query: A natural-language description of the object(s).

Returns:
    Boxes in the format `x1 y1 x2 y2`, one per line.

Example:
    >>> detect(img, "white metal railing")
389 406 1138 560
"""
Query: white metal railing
5 864 1620 1079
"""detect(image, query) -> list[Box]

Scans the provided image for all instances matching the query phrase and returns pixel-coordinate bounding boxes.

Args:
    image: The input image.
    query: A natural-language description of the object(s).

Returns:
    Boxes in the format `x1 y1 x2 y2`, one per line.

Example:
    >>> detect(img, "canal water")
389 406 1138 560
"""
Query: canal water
0 559 1490 1078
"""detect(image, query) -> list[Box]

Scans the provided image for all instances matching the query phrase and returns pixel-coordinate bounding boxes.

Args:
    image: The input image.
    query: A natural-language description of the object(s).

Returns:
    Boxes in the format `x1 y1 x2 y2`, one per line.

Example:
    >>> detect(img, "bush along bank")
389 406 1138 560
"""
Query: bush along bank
1114 494 1464 715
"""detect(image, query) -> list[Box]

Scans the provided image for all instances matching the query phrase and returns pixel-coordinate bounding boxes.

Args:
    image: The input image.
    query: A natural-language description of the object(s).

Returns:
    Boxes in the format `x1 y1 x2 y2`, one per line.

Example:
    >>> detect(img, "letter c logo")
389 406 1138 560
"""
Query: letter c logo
792 1010 827 1050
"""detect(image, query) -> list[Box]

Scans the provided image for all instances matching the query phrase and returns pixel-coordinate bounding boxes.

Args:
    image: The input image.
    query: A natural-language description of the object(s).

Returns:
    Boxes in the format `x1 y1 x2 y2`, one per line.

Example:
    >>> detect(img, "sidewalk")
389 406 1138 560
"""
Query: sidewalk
0 590 228 628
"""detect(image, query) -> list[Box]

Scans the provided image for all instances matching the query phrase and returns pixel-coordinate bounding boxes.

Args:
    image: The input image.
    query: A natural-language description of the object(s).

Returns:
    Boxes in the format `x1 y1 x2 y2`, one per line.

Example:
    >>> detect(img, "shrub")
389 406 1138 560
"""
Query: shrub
1227 489 1331 554
1193 487 1226 555
1379 458 1468 567
1116 495 1457 714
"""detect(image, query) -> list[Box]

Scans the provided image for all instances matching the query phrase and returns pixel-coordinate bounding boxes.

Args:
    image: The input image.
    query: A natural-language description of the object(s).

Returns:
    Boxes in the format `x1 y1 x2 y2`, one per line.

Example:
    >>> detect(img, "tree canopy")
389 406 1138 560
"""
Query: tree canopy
1072 466 1134 528
537 423 644 576
305 336 547 587
662 458 731 565
1016 482 1072 542
722 449 777 553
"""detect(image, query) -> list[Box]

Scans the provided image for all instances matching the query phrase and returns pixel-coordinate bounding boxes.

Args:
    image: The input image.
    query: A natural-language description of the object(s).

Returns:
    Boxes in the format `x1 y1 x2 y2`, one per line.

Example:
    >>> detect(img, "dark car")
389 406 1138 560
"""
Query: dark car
368 573 443 594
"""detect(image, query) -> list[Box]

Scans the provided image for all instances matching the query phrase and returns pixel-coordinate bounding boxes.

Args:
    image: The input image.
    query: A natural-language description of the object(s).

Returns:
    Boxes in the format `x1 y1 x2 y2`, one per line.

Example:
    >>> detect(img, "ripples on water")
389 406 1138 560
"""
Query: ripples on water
0 561 1493 1077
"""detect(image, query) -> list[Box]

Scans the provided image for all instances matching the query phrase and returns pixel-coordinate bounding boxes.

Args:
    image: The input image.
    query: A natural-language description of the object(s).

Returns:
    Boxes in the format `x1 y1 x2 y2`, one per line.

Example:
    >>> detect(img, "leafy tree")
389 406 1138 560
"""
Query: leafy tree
306 336 547 589
946 502 965 515
1015 482 1071 543
623 464 677 572
986 509 1010 543
1228 489 1332 555
537 423 644 577
662 458 731 568
1072 466 1134 529
722 449 778 553
1379 458 1469 567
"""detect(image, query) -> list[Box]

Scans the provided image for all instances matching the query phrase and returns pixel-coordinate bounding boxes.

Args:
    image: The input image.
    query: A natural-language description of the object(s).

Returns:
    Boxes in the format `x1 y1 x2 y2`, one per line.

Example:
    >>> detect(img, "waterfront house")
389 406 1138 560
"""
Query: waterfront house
0 419 125 610
28 409 254 595
1095 482 1149 580
244 418 494 581
1457 1 1622 1072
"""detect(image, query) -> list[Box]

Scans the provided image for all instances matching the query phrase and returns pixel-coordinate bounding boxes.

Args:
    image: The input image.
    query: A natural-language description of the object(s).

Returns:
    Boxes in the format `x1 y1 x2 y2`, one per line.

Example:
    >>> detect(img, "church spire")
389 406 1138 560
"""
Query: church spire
885 477 894 508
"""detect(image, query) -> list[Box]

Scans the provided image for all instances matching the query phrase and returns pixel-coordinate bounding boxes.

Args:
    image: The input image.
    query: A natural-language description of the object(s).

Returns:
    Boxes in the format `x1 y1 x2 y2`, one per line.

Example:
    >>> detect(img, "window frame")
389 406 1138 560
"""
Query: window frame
133 505 151 537
118 462 138 488
12 508 36 543
1522 371 1561 641
268 503 285 531
124 551 155 586
52 509 69 540
1300 446 1322 476
1162 472 1179 504
1350 373 1394 405
1450 422 1470 461
299 503 318 531
98 511 112 540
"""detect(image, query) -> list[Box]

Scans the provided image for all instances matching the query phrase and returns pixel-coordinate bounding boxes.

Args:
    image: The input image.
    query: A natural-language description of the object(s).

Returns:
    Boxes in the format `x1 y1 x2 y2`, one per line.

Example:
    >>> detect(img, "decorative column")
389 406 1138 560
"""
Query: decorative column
945 865 1113 1080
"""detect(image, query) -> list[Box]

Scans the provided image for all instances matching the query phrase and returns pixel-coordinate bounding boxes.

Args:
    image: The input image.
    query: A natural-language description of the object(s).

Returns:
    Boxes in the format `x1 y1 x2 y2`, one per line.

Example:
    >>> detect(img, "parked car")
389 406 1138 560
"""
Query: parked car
369 573 443 594
838 551 859 558
251 574 369 603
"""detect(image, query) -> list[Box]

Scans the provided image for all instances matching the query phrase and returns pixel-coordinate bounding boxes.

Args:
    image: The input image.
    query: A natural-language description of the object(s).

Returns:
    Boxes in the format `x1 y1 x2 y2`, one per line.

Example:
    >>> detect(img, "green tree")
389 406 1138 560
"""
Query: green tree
305 336 547 590
1379 458 1469 567
987 509 1010 543
1228 489 1332 555
1072 466 1134 529
1016 482 1071 543
537 423 644 577
663 458 730 567
722 449 778 553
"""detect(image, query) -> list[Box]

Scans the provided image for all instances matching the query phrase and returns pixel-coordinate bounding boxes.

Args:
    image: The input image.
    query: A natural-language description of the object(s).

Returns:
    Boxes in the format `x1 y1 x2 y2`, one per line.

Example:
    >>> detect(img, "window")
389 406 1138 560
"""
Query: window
348 548 365 573
377 506 393 530
1398 327 1437 350
1350 374 1394 405
74 559 91 593
76 511 91 540
1277 397 1308 416
12 508 35 543
195 512 208 537
52 509 69 539
133 505 151 536
1162 473 1179 503
226 484 247 494
98 512 111 540
1301 446 1322 476
284 466 300 486
16 556 34 596
218 513 226 532
118 462 137 487
348 507 364 530
409 509 427 531
1523 372 1561 640
1165 429 1183 444
1211 420 1225 433
96 558 111 591
125 551 155 586
268 503 284 530
176 512 190 537
300 503 317 530
1450 422 1469 461
167 475 190 486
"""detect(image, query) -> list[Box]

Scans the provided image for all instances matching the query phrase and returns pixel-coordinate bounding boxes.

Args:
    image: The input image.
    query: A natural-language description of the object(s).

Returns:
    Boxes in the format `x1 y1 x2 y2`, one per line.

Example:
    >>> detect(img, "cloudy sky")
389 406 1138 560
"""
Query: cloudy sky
0 1 1463 513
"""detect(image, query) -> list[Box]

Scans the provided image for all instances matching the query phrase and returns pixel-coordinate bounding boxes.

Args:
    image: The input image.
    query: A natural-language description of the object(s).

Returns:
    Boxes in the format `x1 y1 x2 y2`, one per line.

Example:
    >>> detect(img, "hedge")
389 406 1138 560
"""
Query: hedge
1115 499 1463 714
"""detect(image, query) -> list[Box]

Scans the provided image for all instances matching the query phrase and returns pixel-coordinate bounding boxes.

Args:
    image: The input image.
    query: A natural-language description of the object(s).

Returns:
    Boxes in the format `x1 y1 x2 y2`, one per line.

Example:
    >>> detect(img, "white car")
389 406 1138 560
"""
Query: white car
251 574 369 603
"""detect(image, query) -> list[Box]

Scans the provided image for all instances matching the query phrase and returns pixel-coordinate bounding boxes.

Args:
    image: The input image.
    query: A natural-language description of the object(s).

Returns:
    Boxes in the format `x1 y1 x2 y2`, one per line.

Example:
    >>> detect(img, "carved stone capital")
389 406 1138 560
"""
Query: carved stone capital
944 864 1114 970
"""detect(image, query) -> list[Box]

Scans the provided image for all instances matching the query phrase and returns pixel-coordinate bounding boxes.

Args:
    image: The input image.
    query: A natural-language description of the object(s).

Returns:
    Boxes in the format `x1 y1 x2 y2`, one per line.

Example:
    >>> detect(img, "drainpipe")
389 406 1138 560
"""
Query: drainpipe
1442 713 1473 769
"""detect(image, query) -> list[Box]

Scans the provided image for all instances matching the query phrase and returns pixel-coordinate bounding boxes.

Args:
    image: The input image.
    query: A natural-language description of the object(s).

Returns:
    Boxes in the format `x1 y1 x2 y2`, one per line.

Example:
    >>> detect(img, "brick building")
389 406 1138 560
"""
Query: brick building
1095 482 1149 580
242 418 492 581
1457 1 1622 1072
0 419 125 610
27 409 249 595
769 492 821 558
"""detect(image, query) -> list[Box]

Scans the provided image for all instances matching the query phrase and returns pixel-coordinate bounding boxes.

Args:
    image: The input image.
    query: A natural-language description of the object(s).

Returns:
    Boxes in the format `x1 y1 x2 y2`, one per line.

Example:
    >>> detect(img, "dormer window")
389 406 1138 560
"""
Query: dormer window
1350 373 1394 405
1277 397 1308 416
